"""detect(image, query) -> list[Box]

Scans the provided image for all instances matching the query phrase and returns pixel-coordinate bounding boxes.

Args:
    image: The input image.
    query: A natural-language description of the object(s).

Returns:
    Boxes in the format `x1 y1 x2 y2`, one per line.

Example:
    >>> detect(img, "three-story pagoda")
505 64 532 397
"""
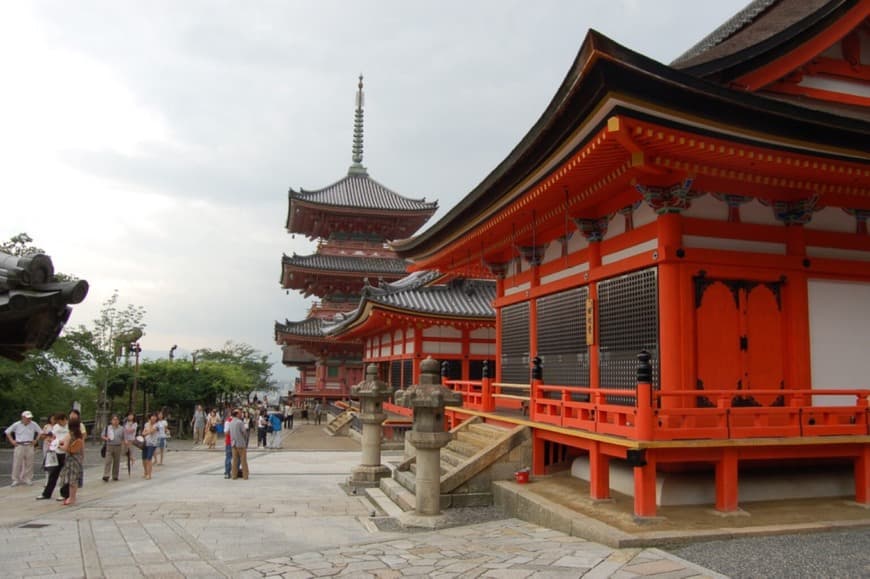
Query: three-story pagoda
276 77 438 401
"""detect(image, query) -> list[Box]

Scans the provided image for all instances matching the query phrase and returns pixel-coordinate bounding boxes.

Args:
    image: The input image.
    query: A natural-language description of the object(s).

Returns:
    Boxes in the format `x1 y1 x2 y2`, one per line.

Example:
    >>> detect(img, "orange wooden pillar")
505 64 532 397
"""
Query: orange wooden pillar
532 430 547 475
715 447 740 512
657 212 684 404
632 450 657 517
784 225 811 390
856 445 870 504
589 441 610 500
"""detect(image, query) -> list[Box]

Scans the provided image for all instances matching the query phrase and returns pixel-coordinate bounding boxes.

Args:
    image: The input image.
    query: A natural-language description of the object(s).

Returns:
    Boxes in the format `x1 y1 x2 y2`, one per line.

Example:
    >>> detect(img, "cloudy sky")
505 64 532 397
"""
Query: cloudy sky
1 1 748 385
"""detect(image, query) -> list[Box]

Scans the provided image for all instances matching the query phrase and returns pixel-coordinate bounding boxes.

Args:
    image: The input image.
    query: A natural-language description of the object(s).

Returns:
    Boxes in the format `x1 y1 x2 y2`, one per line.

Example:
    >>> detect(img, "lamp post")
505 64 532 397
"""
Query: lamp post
169 344 177 362
129 341 142 417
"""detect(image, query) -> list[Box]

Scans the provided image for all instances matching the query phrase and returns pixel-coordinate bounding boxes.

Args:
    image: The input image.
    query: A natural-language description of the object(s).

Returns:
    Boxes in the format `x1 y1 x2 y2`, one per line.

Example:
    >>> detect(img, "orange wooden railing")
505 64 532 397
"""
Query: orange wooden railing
442 376 870 441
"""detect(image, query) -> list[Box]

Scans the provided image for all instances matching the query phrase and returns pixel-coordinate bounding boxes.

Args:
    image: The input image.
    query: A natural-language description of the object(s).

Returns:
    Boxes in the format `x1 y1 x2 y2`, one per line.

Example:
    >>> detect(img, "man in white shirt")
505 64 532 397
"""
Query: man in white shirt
5 411 42 486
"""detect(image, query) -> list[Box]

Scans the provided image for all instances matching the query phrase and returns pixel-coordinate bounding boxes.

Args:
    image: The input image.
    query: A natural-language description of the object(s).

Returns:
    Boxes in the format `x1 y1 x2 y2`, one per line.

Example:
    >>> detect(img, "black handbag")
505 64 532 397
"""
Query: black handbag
100 442 107 458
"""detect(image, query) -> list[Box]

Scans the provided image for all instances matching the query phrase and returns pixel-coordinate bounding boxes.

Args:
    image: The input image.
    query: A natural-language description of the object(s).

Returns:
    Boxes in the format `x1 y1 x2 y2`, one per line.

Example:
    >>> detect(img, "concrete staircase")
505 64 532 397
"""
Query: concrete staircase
325 409 356 436
376 418 531 512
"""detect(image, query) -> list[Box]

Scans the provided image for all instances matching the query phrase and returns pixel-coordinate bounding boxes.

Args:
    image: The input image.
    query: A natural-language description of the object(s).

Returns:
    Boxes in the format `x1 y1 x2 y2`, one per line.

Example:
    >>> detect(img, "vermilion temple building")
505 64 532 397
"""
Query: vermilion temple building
392 0 870 516
275 77 437 401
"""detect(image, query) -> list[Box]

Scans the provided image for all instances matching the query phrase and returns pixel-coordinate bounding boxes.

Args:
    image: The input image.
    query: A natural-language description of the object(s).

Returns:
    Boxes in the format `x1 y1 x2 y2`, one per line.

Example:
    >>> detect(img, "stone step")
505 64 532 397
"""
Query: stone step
408 462 448 477
380 476 415 511
446 438 480 457
440 448 467 468
393 468 417 494
453 429 495 448
364 487 405 518
467 422 510 438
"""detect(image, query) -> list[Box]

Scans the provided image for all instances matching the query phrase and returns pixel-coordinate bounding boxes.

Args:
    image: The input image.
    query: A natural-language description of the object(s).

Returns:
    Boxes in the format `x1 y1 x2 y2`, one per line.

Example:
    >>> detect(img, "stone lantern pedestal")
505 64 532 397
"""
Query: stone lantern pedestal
349 364 392 487
394 357 463 518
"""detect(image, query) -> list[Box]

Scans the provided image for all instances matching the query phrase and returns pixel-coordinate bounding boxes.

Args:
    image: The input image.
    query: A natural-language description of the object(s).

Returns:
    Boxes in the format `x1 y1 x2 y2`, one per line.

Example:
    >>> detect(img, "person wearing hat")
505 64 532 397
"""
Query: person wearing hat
4 410 43 487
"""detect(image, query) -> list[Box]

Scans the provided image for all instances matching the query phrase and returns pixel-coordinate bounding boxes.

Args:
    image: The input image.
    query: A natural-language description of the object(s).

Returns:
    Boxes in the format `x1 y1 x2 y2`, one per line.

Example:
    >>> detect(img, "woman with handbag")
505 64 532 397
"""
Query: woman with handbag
101 415 124 482
141 413 159 480
57 416 85 506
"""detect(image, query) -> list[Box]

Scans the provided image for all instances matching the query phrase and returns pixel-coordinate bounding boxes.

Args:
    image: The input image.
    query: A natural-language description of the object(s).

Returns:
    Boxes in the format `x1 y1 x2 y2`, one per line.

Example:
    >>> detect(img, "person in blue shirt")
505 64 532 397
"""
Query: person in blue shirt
267 412 283 449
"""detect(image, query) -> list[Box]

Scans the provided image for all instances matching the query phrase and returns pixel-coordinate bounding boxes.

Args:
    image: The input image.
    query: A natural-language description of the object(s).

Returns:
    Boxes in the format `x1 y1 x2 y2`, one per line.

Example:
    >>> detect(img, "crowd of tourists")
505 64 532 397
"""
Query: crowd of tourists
6 398 321 499
4 408 173 505
190 400 294 451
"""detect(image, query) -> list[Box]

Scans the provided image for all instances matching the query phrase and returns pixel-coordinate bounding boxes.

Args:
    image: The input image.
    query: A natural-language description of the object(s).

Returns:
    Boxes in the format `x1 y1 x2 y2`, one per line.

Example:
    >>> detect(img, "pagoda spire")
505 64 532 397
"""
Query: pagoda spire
348 74 368 176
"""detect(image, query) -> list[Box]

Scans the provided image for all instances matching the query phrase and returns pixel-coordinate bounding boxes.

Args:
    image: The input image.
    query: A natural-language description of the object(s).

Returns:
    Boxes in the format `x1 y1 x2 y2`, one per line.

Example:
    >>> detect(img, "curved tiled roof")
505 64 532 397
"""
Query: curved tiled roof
290 174 438 213
275 317 326 339
370 279 496 317
328 272 495 335
282 253 409 275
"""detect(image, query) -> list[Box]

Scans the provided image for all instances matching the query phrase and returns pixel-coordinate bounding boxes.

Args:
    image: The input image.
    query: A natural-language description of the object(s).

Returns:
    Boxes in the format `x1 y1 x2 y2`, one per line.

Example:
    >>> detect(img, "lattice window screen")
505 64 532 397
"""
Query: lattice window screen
536 286 589 388
389 360 402 390
402 359 413 388
598 267 659 405
500 302 530 384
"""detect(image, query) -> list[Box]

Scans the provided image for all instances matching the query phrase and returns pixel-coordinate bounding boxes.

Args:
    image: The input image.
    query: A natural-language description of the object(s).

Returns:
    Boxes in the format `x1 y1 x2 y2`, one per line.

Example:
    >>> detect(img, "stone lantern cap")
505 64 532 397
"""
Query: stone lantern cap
394 357 463 409
351 363 392 399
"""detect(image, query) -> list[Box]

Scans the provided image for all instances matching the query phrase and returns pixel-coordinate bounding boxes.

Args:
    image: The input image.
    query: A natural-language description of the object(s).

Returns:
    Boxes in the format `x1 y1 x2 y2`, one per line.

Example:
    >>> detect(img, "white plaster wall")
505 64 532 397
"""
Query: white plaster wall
470 343 496 356
684 235 787 255
603 214 622 240
540 262 589 286
741 198 780 226
633 203 657 229
566 231 588 254
601 238 658 266
422 341 462 355
470 327 495 340
807 246 870 262
808 279 870 405
422 325 462 339
682 193 726 221
504 282 531 296
805 206 854 233
542 239 563 264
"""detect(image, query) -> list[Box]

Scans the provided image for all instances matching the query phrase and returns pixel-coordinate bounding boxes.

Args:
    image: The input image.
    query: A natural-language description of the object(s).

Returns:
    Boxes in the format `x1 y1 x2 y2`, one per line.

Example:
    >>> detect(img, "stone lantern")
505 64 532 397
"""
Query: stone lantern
394 356 463 516
349 364 392 487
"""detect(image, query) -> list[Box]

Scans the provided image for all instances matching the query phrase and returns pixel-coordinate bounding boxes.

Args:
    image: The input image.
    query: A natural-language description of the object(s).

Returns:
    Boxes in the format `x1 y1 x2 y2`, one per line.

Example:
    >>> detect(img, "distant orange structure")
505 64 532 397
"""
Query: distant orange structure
393 0 870 517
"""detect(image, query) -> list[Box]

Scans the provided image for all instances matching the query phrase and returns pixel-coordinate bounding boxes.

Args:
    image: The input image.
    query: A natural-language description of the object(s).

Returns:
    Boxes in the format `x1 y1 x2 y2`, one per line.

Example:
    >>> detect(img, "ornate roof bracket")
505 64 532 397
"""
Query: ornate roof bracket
712 193 752 223
515 245 544 266
761 195 820 225
483 260 509 279
635 177 696 214
573 216 612 242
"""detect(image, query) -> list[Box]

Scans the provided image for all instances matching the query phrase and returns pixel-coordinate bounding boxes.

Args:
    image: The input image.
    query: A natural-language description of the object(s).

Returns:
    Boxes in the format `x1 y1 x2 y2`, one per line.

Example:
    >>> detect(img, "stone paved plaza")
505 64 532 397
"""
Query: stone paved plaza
0 431 723 578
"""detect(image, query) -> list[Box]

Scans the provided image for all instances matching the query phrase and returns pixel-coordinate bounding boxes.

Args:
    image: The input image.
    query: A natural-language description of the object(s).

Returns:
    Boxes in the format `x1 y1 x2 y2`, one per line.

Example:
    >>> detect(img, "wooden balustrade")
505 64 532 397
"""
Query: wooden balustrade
441 378 870 441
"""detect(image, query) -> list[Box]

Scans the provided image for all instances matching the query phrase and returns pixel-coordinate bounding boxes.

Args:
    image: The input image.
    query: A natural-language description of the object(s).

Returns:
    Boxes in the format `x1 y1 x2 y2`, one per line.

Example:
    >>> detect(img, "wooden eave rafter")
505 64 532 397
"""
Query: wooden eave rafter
287 198 434 238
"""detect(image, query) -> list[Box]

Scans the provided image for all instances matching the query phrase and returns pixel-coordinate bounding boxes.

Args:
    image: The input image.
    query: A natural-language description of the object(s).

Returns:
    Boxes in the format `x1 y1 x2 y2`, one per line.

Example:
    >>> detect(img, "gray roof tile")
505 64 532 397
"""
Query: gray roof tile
282 253 409 274
327 272 495 335
290 175 438 212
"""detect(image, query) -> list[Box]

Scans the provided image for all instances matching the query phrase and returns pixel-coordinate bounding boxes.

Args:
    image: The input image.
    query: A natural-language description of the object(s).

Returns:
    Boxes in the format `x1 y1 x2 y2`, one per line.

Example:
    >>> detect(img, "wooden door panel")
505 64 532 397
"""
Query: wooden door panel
696 281 741 393
745 283 784 404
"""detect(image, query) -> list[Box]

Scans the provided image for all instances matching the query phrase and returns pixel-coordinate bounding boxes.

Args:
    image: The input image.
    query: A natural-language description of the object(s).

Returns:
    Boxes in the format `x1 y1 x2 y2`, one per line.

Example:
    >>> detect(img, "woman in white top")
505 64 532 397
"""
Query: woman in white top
155 410 169 466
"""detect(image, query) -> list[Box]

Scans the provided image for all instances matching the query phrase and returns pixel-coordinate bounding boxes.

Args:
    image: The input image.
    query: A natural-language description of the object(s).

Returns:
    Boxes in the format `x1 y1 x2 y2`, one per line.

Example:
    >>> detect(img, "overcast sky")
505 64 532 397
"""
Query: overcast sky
1 1 748 385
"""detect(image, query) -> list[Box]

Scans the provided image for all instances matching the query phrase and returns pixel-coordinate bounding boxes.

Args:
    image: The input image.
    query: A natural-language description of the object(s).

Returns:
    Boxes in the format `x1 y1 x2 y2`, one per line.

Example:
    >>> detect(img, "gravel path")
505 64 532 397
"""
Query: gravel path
669 527 870 579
